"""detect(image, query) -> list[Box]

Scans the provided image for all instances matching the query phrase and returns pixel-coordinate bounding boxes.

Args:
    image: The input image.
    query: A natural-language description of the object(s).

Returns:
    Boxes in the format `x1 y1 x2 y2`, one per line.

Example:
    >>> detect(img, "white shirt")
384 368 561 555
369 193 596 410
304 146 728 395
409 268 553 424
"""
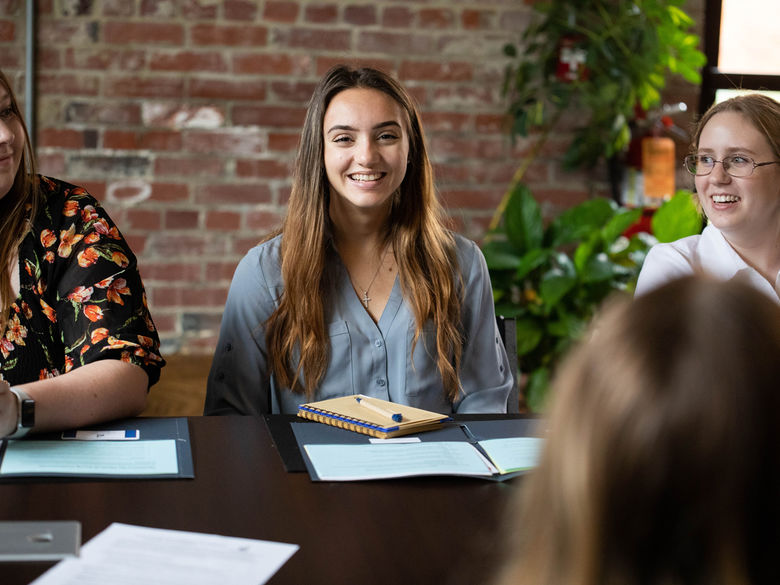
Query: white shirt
635 224 780 303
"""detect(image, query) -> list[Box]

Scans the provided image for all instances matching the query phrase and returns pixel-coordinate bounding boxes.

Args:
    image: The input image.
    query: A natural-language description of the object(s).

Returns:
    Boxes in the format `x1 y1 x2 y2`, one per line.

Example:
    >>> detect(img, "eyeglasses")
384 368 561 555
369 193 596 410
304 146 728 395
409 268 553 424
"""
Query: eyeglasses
683 154 780 177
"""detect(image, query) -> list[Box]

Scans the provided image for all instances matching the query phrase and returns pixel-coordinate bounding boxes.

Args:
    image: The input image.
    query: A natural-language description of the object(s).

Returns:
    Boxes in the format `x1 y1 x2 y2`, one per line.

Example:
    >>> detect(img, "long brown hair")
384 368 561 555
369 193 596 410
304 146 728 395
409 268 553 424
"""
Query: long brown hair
265 65 462 401
496 276 780 585
0 69 40 333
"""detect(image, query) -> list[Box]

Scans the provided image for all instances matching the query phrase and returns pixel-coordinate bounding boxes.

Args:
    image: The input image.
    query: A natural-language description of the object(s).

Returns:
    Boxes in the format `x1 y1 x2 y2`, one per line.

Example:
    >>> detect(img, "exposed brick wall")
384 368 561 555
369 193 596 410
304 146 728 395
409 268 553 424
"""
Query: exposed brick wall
0 0 703 355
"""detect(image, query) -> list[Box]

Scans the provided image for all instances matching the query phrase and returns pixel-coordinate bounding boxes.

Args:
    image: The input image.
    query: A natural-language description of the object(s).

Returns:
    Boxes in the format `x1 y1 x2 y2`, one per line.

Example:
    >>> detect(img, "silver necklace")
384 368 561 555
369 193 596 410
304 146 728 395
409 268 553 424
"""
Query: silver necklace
356 245 390 309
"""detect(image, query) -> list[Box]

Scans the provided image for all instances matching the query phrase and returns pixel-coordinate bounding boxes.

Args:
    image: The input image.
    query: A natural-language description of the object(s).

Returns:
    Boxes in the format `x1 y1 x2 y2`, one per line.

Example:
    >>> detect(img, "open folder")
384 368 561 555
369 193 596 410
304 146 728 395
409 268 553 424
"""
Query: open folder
0 417 194 479
291 417 543 482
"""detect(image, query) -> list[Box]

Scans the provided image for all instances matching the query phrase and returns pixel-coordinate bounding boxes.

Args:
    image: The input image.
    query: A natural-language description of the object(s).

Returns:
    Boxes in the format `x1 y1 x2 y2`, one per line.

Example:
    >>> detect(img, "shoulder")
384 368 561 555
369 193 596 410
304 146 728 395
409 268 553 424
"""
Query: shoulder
33 176 103 226
232 234 283 291
635 233 703 296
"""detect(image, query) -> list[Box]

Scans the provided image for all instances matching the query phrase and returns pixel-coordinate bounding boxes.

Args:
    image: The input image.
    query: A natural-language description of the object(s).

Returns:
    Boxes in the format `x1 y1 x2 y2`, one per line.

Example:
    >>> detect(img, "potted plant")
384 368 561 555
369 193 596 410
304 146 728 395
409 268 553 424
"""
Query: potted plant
484 186 701 411
483 1 707 410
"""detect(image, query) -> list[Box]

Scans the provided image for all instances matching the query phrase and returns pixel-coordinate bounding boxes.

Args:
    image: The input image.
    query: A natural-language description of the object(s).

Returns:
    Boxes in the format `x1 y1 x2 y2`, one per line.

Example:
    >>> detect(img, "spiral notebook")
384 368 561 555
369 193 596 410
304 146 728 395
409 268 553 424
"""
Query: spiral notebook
297 395 450 439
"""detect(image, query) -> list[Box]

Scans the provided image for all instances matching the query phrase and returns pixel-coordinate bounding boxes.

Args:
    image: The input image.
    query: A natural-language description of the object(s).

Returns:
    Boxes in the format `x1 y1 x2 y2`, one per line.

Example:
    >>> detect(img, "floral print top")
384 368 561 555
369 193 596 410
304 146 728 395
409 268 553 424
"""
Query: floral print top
0 176 164 386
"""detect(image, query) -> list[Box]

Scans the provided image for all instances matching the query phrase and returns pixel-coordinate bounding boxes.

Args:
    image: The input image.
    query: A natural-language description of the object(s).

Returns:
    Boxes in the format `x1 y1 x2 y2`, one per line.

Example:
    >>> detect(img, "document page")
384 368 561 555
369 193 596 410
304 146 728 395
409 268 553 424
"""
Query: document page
0 440 179 476
303 441 495 480
30 523 299 585
477 437 543 474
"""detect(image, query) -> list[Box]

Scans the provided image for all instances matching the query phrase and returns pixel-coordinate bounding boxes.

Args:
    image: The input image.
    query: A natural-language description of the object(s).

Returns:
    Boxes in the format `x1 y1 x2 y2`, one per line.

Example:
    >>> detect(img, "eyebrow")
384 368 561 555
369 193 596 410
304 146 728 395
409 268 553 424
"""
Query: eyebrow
326 120 402 134
697 146 761 156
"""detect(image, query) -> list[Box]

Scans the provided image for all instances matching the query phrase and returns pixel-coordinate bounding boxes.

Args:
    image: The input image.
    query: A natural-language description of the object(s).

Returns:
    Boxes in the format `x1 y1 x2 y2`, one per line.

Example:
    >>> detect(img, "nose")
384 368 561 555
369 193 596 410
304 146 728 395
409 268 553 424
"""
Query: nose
354 137 379 166
0 118 15 145
707 160 731 183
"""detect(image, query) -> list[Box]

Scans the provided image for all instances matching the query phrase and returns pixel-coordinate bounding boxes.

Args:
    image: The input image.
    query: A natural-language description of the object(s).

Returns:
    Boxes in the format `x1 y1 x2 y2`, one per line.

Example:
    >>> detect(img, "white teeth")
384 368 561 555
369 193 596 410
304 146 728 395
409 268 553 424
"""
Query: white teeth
712 194 740 203
350 173 382 181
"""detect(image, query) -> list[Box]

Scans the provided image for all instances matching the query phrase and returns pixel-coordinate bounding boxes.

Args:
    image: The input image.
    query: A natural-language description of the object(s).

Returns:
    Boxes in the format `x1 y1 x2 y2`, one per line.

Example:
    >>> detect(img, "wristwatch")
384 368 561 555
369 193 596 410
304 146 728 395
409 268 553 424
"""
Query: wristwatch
7 387 35 439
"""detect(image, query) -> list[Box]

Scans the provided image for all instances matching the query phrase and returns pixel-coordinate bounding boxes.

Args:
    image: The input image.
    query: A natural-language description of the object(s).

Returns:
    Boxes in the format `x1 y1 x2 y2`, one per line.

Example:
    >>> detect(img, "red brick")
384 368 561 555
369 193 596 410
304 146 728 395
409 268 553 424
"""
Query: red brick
440 188 503 210
150 234 227 258
205 261 240 282
124 233 148 255
205 211 241 230
269 80 317 102
103 22 184 45
381 7 413 28
37 73 100 97
358 31 434 54
0 50 20 69
166 210 200 230
196 183 272 205
234 236 265 255
224 0 258 21
145 312 175 333
180 0 218 19
65 101 142 125
149 50 226 72
63 48 146 70
245 210 284 231
139 0 174 18
475 113 510 133
191 24 267 46
140 130 183 152
38 47 61 69
154 156 225 178
399 61 472 82
268 132 301 153
125 209 163 231
236 159 291 179
420 112 471 132
38 20 89 44
263 1 299 23
183 129 266 155
104 129 138 150
142 262 204 282
419 8 454 28
37 152 67 176
0 20 14 41
285 27 351 51
105 75 185 98
344 5 376 26
233 53 309 76
152 286 227 309
305 4 338 23
315 56 395 77
149 182 190 203
75 180 106 200
461 9 496 30
232 105 306 128
36 128 85 148
189 78 266 101
102 0 136 17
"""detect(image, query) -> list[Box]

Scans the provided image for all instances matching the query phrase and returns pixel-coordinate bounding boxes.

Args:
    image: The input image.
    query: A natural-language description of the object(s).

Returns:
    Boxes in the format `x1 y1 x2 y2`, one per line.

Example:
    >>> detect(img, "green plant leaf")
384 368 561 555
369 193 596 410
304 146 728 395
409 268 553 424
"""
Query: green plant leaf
600 207 642 244
482 240 522 270
651 189 703 242
549 198 616 247
524 368 551 413
505 183 544 254
515 318 544 355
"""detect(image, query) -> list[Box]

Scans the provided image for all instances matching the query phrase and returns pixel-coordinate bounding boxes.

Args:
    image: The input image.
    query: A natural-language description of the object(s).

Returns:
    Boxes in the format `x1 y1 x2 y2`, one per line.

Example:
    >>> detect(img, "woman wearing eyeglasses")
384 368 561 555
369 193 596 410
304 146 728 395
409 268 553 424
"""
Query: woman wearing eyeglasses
635 93 780 302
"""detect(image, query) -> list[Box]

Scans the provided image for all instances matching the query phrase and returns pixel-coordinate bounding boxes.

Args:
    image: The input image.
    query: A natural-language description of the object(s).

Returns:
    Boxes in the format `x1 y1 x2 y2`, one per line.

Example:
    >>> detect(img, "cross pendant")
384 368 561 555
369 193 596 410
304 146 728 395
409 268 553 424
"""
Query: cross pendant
361 291 371 308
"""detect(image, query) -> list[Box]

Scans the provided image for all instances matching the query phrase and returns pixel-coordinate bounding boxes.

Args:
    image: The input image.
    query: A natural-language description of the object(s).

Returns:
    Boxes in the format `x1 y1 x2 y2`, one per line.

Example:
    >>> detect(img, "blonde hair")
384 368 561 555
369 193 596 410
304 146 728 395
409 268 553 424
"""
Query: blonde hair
497 276 780 585
0 69 40 333
265 65 462 401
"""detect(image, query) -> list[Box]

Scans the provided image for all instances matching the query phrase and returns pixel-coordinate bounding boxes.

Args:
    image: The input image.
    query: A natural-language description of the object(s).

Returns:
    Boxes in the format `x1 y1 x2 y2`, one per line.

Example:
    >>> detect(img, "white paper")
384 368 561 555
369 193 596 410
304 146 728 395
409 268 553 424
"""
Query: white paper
30 523 299 585
0 440 178 476
304 441 495 480
478 437 543 473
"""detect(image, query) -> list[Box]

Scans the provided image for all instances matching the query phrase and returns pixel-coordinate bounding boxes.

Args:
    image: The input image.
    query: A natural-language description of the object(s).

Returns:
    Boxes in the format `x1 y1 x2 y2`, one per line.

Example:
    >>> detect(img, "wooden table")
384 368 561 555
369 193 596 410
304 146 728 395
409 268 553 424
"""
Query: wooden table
1 415 523 585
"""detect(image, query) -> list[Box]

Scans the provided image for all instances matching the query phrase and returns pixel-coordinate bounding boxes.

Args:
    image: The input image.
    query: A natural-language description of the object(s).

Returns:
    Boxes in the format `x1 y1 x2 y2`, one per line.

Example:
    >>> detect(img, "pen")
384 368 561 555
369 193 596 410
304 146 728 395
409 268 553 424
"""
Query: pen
355 396 403 422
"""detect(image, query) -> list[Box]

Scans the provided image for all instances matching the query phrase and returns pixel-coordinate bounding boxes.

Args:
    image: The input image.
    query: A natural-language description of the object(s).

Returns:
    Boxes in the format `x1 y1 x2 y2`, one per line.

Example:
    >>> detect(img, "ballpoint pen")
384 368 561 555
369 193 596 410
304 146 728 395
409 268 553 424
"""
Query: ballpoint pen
355 395 403 422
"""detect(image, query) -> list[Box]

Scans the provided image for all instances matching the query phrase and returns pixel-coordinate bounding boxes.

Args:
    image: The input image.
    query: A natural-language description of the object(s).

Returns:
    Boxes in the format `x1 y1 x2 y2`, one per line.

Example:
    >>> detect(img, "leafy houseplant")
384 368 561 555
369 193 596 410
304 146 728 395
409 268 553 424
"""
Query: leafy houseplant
482 1 707 410
483 186 701 412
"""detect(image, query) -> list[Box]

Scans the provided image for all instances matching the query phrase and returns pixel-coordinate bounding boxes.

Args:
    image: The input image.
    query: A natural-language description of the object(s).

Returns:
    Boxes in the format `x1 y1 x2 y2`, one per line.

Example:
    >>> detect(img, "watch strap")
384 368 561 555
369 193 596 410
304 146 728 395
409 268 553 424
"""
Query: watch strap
7 386 34 439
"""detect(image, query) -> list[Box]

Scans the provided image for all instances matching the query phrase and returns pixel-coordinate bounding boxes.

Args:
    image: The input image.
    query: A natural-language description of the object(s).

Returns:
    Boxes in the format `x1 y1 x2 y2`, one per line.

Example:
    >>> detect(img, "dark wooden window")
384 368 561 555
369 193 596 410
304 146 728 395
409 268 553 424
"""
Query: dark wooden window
700 0 780 112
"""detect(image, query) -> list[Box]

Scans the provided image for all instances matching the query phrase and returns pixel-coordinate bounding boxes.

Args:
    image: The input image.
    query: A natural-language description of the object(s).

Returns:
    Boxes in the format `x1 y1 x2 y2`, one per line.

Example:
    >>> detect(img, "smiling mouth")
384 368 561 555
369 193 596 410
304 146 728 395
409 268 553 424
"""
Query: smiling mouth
349 172 385 182
711 194 740 204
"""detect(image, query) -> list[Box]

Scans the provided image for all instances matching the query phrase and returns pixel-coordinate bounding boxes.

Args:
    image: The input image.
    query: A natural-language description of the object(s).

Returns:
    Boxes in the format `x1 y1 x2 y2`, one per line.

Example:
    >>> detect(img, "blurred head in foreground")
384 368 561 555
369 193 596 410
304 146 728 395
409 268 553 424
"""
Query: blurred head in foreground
497 275 780 585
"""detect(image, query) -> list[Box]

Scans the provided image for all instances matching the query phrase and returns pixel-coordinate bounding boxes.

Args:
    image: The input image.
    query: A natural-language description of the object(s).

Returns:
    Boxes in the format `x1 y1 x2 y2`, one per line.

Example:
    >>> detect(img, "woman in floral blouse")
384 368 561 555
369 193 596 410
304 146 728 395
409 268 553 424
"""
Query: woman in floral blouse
0 69 164 438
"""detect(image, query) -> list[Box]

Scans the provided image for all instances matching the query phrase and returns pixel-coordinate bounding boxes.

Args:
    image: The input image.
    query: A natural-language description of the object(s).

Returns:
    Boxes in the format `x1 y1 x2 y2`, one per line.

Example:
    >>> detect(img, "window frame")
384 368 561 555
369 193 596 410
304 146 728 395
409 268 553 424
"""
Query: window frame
700 0 780 112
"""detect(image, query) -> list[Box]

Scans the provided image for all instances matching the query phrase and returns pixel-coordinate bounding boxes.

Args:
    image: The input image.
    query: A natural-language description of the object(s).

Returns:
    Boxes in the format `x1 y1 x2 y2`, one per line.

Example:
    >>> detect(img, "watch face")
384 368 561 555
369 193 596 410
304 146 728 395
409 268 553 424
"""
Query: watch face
20 398 35 428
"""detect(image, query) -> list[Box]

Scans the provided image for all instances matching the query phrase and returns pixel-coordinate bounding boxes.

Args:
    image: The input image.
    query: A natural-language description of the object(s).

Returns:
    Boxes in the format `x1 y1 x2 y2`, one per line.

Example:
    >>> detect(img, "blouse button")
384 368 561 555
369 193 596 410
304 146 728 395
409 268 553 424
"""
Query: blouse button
376 378 386 387
225 342 233 352
374 339 383 348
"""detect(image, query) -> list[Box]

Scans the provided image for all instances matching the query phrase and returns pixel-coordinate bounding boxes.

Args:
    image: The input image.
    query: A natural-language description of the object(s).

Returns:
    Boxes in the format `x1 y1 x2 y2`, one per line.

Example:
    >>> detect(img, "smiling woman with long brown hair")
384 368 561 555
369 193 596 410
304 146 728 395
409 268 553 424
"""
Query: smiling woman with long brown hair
205 65 513 415
0 69 164 438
